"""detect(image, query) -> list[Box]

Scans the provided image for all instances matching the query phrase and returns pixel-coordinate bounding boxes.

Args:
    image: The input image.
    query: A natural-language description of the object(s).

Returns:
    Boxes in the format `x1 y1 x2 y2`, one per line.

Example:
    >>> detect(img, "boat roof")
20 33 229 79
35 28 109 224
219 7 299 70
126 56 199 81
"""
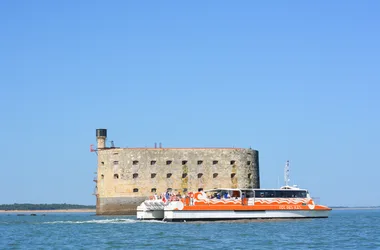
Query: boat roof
204 186 308 192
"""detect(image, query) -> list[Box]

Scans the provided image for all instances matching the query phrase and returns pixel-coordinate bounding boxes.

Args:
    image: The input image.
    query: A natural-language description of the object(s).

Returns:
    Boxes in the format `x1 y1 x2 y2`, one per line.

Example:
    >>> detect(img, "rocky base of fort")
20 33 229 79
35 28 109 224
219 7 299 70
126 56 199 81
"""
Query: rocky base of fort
96 196 147 215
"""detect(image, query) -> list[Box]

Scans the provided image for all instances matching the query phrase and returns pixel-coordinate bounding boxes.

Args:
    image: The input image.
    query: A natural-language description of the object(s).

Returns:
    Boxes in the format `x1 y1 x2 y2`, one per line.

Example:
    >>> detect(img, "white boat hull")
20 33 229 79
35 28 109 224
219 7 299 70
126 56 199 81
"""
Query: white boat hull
136 209 164 220
163 209 330 222
136 200 165 220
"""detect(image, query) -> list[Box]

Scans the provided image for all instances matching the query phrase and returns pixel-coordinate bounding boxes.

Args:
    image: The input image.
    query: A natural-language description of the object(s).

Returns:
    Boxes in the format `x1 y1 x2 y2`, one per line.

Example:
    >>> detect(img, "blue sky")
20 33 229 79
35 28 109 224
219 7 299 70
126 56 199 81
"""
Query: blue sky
0 1 379 206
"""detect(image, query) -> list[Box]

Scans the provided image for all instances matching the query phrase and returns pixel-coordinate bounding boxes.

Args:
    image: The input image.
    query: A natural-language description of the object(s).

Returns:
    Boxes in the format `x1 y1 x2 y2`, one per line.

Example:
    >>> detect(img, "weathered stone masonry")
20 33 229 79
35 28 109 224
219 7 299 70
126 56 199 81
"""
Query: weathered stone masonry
94 129 260 215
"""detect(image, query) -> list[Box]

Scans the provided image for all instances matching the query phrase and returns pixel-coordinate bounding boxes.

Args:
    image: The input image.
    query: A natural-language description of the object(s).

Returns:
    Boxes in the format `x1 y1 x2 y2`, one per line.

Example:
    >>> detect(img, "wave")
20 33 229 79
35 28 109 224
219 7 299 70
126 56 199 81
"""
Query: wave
44 218 166 224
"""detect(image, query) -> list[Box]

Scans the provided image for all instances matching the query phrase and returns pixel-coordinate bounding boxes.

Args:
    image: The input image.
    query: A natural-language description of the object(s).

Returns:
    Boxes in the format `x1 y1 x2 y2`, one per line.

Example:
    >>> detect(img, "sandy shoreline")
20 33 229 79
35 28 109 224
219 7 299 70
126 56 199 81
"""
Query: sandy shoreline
0 209 96 213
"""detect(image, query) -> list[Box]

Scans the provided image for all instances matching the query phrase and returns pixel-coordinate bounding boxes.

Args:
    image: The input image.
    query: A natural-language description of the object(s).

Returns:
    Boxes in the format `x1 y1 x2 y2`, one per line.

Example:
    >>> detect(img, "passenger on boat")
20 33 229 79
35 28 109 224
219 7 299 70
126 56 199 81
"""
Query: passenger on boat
189 192 194 205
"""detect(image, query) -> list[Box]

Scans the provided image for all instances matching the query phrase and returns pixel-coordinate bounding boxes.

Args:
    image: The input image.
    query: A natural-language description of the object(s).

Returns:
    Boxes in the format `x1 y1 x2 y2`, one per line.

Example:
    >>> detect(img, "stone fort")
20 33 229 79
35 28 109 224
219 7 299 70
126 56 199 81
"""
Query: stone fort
94 129 260 215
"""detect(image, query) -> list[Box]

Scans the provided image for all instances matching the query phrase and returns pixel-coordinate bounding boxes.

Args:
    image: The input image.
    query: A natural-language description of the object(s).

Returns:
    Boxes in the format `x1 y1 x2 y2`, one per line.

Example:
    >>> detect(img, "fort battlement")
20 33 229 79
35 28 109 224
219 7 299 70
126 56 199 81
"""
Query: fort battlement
94 129 260 215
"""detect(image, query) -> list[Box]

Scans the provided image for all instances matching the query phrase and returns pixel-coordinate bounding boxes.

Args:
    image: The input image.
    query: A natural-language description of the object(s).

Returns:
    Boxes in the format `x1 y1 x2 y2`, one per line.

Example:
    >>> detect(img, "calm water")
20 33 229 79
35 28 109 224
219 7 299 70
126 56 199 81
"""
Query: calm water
1 210 379 249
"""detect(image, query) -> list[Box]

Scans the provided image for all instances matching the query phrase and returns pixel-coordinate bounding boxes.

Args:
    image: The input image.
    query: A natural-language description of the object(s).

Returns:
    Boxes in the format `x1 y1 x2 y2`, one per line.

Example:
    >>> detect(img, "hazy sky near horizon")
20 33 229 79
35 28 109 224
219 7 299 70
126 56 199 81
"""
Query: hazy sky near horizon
0 1 379 206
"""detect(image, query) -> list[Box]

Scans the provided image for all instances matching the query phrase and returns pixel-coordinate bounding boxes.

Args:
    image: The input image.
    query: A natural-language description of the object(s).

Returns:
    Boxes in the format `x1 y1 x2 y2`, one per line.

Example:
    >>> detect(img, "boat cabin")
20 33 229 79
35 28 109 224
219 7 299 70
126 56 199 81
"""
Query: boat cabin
204 188 309 200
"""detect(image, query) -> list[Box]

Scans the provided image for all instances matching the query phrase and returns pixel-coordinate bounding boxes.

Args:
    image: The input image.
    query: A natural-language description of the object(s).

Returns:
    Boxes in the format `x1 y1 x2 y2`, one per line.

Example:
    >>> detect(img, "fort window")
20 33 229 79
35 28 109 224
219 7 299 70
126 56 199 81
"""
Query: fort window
167 188 173 192
231 173 236 178
166 160 172 165
151 188 157 193
183 188 188 192
114 174 119 179
197 160 203 165
182 160 188 165
113 161 119 165
101 174 104 179
151 160 156 165
133 173 138 179
151 173 156 178
248 173 252 179
213 173 218 178
230 160 235 165
167 173 172 178
182 173 188 178
101 162 104 165
247 161 251 165
198 173 203 178
133 160 139 165
113 153 118 155
213 160 218 165
133 188 139 193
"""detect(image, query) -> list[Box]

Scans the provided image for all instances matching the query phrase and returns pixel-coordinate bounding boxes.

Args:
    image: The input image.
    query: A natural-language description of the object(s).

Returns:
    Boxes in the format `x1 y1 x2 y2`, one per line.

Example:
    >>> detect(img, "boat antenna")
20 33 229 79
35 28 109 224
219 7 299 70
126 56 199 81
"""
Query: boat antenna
284 160 290 186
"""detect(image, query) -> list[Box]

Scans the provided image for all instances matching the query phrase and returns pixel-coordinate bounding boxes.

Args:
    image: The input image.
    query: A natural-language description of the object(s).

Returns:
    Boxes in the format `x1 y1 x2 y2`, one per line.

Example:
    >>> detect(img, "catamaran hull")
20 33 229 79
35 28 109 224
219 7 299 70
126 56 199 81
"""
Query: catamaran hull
165 210 330 221
137 209 330 221
136 209 164 220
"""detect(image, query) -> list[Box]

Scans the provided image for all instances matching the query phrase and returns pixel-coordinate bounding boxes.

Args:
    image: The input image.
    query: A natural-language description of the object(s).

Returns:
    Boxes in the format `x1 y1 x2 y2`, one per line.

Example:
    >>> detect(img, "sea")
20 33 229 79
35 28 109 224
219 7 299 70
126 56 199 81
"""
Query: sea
1 209 379 249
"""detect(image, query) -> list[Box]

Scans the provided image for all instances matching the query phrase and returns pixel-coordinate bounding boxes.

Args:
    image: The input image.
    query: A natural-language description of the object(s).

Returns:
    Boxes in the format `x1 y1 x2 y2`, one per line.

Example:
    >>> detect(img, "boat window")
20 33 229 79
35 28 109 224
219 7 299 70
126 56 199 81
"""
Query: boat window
245 190 254 198
275 191 285 198
255 190 308 198
265 191 275 197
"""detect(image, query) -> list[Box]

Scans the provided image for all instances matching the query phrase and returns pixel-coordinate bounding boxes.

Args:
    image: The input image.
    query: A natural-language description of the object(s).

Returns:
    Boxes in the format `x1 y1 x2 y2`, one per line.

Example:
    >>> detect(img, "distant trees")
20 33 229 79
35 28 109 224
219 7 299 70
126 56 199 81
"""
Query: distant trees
0 203 95 210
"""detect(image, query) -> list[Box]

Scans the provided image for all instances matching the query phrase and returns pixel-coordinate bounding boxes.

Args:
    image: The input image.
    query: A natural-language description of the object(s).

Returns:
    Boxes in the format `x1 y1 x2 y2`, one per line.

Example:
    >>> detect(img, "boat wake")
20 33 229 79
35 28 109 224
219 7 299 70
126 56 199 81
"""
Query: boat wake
44 218 166 224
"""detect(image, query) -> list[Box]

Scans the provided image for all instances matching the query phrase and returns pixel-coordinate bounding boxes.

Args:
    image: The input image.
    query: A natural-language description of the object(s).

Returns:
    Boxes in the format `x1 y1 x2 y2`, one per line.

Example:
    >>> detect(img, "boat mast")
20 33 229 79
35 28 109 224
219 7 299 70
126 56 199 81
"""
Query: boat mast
284 160 290 186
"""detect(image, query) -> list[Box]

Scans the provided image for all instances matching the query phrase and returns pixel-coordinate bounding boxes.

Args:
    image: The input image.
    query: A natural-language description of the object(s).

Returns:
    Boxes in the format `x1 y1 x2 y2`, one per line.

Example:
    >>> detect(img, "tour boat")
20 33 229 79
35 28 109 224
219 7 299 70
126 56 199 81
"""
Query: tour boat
136 161 331 221
136 186 331 221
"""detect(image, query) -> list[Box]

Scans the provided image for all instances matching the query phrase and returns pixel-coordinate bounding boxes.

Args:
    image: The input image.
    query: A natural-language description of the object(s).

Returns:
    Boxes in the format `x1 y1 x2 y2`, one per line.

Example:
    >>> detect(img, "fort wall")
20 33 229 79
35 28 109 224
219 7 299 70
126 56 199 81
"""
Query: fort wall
94 129 260 215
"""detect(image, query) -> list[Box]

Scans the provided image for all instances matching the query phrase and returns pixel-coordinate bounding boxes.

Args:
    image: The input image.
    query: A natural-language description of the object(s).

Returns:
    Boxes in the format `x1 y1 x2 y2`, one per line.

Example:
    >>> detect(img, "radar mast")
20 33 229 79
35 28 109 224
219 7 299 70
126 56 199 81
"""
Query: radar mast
284 160 290 187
